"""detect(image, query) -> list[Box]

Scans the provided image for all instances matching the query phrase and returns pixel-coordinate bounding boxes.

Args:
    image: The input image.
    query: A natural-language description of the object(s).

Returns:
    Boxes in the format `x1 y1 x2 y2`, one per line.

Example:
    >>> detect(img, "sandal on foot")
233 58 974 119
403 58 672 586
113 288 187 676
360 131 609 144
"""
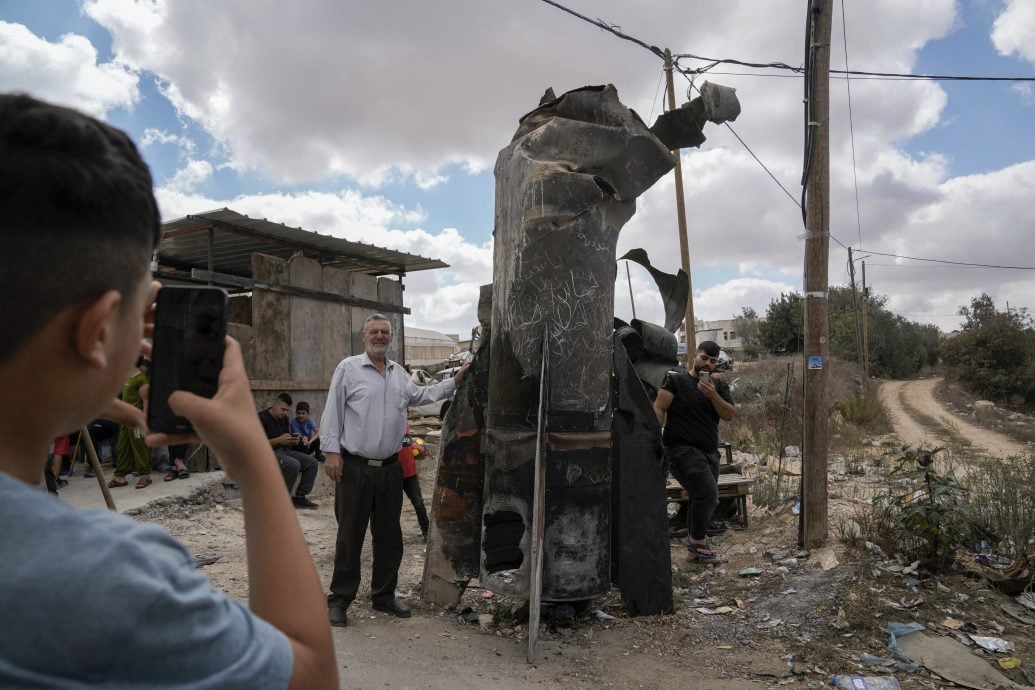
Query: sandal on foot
687 542 723 563
177 469 190 479
135 476 152 489
164 470 178 482
107 477 129 488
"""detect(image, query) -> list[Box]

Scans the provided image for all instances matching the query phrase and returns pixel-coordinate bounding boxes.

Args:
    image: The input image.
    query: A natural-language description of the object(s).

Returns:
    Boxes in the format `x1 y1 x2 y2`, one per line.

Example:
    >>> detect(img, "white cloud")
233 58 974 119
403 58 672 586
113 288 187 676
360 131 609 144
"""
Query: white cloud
0 21 138 117
27 0 1025 337
992 0 1035 64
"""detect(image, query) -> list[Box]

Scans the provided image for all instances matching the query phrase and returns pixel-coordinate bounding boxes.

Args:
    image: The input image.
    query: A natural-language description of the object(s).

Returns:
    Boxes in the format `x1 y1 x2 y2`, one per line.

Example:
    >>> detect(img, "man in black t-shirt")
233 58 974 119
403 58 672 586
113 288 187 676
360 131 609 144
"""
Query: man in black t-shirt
258 392 319 509
653 341 736 563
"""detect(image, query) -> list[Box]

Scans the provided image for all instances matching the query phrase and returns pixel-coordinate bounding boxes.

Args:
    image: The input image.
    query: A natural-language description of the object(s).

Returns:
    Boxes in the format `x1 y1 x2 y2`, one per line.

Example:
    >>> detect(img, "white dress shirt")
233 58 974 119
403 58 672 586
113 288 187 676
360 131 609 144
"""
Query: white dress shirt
321 352 456 459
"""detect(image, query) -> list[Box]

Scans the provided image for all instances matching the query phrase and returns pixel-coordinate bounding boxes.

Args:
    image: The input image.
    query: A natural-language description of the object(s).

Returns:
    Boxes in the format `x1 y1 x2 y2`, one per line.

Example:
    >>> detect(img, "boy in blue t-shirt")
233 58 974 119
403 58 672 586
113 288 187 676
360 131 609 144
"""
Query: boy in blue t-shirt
290 401 323 461
0 93 336 688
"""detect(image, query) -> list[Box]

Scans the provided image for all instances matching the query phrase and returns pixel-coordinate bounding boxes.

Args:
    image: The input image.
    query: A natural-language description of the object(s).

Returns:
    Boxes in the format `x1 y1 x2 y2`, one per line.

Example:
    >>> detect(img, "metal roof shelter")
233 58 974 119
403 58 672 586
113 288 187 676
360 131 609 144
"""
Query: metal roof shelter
157 208 447 289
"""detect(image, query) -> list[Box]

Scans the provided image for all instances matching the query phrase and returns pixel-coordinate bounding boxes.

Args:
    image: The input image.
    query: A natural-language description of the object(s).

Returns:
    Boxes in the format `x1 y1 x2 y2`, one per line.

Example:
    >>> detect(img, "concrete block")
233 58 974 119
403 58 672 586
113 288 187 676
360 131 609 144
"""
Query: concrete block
251 253 290 379
322 267 352 376
289 256 324 380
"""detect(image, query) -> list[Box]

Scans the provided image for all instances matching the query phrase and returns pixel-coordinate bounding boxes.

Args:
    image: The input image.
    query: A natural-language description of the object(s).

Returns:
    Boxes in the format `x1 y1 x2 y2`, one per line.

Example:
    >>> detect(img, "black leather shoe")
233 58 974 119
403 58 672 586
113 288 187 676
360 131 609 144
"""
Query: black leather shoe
328 605 349 627
372 598 411 618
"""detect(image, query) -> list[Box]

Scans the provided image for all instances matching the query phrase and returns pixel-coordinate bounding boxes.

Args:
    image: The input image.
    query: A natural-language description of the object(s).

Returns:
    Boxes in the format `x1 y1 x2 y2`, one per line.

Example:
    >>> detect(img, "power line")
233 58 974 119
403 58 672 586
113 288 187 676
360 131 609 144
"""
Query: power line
858 250 1035 270
536 0 664 59
839 0 864 251
673 52 1035 82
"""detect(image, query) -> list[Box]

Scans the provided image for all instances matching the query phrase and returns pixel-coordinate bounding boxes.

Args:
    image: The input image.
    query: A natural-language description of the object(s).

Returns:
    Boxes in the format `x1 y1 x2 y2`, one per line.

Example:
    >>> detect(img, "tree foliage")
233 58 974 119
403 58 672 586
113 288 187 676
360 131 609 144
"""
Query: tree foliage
749 287 940 378
940 294 1035 404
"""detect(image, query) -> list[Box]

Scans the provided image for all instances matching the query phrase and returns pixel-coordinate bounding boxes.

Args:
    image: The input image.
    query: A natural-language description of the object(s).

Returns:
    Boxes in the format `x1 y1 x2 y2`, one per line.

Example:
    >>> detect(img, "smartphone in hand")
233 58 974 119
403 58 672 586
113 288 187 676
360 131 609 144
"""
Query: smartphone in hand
698 370 711 383
147 286 228 433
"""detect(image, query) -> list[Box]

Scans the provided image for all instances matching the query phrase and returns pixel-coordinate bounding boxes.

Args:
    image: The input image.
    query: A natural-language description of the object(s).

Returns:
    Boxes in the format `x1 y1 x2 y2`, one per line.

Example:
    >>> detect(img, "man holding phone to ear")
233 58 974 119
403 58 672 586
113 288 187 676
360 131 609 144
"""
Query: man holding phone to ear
0 94 336 688
653 340 736 564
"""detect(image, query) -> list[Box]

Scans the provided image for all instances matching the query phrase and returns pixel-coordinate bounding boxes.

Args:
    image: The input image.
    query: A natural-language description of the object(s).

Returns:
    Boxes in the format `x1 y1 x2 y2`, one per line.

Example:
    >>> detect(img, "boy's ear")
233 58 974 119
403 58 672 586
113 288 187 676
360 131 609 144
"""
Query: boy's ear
74 290 123 369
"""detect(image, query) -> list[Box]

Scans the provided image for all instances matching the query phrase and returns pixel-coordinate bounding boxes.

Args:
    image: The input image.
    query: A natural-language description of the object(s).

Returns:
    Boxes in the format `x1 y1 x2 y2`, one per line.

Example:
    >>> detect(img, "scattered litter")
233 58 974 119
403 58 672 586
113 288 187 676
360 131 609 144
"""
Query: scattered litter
693 598 721 607
716 645 733 650
1018 593 1035 612
813 547 840 571
792 501 800 515
830 675 901 690
901 560 920 576
592 609 615 621
756 618 784 630
781 588 798 595
865 542 884 557
478 614 493 630
997 657 1022 670
896 630 1021 690
696 606 735 615
891 596 924 610
881 622 924 672
738 567 763 577
735 598 747 610
941 618 964 630
832 608 850 630
482 590 494 599
193 554 220 567
857 654 898 670
968 636 1014 654
1001 602 1035 626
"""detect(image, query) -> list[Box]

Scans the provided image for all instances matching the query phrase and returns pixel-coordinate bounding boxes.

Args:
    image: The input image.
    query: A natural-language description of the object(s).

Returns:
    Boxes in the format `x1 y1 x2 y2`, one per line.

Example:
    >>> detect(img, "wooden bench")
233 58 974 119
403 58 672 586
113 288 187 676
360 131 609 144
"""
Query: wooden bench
666 445 756 528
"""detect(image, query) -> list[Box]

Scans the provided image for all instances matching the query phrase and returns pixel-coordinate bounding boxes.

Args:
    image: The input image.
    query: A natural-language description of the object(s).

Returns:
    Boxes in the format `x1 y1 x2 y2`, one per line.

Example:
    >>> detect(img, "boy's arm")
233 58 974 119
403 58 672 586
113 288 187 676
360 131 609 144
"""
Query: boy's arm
149 338 337 689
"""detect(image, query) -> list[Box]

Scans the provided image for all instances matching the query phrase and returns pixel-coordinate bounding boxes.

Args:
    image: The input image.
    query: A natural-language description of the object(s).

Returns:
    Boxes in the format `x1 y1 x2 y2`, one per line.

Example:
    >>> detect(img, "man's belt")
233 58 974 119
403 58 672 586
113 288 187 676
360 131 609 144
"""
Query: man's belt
341 449 398 467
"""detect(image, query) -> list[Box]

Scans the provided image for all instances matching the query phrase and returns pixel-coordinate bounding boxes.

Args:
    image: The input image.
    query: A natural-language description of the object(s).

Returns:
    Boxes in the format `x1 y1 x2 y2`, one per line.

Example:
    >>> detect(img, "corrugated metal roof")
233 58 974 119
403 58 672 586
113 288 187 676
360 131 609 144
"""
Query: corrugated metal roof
158 208 448 283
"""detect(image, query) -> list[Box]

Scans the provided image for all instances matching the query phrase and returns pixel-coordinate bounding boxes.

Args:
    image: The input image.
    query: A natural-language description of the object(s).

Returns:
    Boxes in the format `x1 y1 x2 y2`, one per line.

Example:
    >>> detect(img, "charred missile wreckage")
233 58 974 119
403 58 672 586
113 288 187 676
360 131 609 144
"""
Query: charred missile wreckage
420 83 740 657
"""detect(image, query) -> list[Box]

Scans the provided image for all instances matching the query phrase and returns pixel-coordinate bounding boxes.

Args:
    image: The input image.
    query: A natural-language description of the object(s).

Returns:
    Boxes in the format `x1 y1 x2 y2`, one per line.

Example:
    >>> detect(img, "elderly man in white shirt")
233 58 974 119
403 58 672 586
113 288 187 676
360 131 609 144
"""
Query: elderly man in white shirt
321 314 468 627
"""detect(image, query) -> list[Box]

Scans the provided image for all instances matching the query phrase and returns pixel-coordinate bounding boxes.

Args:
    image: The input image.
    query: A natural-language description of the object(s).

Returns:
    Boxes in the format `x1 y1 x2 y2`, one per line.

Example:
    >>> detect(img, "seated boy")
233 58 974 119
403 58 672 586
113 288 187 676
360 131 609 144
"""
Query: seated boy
0 93 336 688
291 401 323 460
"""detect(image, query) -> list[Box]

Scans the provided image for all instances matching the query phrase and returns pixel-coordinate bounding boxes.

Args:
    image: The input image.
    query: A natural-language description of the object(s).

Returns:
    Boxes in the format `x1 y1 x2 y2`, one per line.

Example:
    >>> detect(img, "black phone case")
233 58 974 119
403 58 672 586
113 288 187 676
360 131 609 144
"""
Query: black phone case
147 286 228 434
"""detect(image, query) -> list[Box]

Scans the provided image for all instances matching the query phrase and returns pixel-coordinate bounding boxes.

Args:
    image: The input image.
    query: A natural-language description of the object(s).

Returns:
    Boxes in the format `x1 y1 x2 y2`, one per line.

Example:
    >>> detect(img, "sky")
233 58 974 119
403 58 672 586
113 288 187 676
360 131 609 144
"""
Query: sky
2 0 1034 337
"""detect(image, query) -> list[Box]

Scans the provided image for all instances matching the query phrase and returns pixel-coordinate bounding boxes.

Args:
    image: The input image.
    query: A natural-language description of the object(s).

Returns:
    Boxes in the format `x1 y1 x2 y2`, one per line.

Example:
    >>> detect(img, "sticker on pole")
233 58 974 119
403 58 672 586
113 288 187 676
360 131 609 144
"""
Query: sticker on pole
808 356 823 370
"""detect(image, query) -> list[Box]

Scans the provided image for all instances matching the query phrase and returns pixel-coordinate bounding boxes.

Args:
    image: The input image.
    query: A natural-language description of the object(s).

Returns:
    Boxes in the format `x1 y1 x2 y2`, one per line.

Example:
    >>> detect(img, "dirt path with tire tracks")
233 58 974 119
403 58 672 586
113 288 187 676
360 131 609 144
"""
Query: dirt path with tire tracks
879 378 1027 458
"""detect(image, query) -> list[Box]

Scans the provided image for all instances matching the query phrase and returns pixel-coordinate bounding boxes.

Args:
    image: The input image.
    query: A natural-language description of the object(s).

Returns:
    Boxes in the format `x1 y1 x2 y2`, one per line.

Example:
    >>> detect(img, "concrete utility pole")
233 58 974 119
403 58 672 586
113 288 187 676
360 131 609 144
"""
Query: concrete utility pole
861 260 870 378
848 247 864 367
664 49 696 350
801 0 832 548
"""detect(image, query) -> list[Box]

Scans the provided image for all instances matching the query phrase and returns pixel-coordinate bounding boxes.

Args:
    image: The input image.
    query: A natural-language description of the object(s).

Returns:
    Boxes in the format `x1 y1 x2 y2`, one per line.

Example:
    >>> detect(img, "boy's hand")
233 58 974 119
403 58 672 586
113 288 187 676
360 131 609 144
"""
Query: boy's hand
145 337 269 482
97 398 145 431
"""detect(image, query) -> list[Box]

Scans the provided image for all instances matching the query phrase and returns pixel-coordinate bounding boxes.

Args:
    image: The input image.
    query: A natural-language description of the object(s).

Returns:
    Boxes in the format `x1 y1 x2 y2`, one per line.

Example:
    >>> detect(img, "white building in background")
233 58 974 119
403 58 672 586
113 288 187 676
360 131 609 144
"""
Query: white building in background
676 318 745 352
405 327 460 367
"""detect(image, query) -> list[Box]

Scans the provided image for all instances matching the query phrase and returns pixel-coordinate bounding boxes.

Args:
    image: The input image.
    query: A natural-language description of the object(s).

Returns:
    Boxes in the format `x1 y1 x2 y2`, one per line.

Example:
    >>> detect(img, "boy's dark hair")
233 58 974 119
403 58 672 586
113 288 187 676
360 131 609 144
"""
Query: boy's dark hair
295 401 310 413
0 93 161 363
697 340 721 358
276 393 293 406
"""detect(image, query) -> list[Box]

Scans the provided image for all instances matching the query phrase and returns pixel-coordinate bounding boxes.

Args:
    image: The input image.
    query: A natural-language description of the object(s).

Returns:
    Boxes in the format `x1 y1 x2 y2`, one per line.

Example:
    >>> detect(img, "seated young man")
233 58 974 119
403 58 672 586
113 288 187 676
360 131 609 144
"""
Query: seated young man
258 393 320 509
290 400 323 460
0 93 336 688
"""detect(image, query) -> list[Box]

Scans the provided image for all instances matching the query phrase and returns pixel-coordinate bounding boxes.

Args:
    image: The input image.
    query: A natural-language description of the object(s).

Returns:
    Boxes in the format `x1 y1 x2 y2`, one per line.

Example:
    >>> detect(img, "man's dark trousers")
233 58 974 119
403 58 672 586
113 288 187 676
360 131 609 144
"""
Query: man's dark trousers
275 449 318 496
667 445 720 541
328 456 403 608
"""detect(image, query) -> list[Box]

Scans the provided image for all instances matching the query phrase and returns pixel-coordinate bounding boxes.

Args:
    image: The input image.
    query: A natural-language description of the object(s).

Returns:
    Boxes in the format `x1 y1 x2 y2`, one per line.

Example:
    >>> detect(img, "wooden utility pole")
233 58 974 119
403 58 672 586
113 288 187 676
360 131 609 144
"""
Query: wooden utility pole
664 49 696 350
801 0 832 548
861 260 870 378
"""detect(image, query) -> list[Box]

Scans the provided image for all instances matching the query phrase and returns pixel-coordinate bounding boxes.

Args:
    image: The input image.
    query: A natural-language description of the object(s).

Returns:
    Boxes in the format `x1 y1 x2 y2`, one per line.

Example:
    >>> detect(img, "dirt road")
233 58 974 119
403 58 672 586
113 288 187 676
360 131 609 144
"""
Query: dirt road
879 377 1027 458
